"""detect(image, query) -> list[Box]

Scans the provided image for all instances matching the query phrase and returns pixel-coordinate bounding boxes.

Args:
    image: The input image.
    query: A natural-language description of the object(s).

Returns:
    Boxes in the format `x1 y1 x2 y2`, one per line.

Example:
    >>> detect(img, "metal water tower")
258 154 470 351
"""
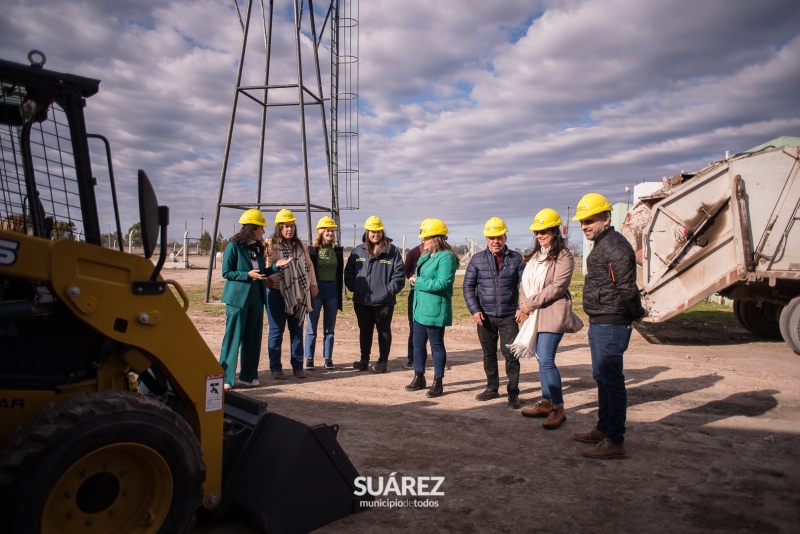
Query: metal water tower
205 0 359 300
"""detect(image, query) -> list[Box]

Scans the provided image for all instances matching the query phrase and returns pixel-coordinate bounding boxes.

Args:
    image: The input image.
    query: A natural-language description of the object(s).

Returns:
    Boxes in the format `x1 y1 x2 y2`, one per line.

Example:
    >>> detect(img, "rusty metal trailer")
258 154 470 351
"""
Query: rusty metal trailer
622 137 800 354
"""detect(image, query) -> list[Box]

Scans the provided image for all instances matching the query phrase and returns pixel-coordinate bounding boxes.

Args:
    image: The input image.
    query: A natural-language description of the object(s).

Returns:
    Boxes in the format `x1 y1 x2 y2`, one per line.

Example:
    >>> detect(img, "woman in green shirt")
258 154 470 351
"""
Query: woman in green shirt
405 218 459 397
305 216 344 370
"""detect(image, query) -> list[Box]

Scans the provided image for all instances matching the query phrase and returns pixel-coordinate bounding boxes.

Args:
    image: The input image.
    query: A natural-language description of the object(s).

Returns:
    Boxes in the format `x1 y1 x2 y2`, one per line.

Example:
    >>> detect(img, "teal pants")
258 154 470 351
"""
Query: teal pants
219 302 264 385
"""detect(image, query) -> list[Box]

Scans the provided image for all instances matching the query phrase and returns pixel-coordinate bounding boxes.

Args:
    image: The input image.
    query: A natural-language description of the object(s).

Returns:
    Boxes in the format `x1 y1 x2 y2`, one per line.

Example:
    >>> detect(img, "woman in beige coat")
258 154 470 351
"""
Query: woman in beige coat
509 208 581 429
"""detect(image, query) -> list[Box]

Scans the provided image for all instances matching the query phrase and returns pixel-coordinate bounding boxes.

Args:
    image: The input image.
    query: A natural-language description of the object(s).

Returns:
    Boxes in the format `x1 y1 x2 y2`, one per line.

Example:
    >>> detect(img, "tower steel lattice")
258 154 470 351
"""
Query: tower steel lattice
205 0 358 301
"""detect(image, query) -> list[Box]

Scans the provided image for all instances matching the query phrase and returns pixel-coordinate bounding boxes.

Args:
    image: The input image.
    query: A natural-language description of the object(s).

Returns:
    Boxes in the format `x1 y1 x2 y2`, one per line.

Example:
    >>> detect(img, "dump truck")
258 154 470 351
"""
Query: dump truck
622 136 800 354
0 52 367 533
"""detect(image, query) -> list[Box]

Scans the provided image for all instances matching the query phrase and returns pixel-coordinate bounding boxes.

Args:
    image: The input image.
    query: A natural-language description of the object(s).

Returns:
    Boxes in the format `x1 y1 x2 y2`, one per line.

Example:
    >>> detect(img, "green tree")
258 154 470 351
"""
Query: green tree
215 231 227 252
198 230 212 254
52 220 76 240
127 222 142 245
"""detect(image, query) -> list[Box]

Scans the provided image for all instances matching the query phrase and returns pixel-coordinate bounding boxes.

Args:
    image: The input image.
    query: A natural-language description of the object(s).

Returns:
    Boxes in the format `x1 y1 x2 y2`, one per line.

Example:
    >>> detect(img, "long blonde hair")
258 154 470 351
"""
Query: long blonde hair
312 228 338 248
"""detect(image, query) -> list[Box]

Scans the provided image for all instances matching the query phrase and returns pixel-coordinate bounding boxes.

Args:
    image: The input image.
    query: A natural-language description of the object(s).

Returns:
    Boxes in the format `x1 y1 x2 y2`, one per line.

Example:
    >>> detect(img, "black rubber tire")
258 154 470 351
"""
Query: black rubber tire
733 299 749 330
733 299 783 339
779 296 800 355
0 391 204 534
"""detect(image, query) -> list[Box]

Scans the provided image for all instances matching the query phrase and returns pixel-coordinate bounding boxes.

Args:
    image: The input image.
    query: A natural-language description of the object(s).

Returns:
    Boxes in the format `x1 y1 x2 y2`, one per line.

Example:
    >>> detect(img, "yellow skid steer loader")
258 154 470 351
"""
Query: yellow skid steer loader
0 52 367 533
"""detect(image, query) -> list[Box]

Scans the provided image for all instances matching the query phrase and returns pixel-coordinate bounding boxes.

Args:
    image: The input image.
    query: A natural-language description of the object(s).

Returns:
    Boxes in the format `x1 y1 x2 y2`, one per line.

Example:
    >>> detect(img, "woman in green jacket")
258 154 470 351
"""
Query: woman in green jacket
405 218 459 397
219 209 292 389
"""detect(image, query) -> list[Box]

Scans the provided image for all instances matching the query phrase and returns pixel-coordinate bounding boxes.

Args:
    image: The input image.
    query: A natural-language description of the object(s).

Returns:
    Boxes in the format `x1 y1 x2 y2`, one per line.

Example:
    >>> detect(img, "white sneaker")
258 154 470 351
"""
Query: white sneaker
236 378 260 387
223 383 232 391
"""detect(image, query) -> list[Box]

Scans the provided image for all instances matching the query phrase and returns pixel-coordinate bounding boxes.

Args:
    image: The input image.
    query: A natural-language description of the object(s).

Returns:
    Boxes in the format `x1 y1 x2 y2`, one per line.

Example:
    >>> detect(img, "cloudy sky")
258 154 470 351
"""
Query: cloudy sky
2 0 799 251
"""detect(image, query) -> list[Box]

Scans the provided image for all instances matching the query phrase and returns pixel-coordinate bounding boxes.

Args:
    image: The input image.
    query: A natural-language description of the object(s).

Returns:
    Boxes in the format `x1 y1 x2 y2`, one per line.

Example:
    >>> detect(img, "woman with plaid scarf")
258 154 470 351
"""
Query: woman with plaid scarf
264 209 318 380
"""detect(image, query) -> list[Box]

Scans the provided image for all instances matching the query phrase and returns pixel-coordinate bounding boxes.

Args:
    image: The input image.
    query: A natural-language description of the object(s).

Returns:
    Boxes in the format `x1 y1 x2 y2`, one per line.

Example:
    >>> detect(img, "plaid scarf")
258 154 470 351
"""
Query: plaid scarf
276 239 310 318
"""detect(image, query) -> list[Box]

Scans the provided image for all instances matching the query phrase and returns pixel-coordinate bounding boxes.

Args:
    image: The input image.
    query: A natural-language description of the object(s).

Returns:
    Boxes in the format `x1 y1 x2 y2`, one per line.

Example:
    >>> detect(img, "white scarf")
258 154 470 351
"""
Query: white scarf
507 248 552 359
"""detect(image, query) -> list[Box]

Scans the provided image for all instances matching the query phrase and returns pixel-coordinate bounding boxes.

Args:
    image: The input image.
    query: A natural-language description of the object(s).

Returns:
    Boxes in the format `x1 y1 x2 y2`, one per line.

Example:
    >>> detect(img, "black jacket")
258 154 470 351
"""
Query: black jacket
463 246 526 318
344 239 405 307
583 227 645 323
308 245 344 311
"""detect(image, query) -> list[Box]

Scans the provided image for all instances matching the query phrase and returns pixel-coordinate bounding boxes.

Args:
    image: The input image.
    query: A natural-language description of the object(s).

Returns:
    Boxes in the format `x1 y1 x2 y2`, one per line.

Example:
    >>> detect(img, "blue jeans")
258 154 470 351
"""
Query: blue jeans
265 289 304 372
413 321 446 378
305 280 338 360
536 332 564 405
588 323 633 445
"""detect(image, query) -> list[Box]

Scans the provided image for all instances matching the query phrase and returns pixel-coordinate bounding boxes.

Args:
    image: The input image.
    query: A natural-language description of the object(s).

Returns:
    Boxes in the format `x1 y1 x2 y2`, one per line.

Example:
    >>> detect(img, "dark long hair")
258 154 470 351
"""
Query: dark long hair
523 227 568 263
230 224 262 246
270 222 304 249
362 230 392 258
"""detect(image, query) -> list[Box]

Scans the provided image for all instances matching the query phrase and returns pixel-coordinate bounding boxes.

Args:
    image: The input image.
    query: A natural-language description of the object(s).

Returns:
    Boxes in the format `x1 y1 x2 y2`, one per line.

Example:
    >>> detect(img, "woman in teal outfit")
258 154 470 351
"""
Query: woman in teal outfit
219 209 292 389
405 218 459 398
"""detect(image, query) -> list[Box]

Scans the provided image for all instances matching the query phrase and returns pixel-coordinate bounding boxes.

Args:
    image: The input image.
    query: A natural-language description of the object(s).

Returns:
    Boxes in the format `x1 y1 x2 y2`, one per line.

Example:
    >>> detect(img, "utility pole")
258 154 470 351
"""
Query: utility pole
200 212 204 237
565 206 571 245
353 224 356 249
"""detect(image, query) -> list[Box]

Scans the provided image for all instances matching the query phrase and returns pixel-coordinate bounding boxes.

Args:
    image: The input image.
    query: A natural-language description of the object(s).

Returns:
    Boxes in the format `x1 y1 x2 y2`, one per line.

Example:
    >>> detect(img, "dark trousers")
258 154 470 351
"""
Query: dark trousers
477 314 520 394
407 290 415 362
354 302 394 362
588 323 633 445
413 320 446 378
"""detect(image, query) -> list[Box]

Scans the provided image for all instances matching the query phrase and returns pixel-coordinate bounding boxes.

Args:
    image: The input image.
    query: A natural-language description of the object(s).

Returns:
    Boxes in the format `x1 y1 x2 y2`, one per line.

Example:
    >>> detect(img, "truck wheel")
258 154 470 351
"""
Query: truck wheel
779 296 800 355
733 300 782 339
0 391 204 534
733 300 749 330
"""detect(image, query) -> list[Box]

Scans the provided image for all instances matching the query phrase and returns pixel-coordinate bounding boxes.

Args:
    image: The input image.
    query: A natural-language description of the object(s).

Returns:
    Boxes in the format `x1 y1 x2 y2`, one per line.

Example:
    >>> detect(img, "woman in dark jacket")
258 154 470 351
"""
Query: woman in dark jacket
344 215 405 373
304 216 344 370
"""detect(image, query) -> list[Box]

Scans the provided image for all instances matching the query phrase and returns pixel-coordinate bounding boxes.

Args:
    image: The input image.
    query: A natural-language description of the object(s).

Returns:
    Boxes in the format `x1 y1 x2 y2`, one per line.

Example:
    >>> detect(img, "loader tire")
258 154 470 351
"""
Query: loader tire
733 299 782 339
779 296 800 355
0 391 204 534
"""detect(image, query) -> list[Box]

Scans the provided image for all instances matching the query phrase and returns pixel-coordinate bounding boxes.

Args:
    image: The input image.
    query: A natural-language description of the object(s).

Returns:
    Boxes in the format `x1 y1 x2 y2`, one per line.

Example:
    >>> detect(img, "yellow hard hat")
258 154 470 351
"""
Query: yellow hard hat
418 218 449 239
364 215 385 231
316 215 338 230
572 193 612 221
239 209 267 227
483 217 508 237
275 209 297 224
529 208 563 231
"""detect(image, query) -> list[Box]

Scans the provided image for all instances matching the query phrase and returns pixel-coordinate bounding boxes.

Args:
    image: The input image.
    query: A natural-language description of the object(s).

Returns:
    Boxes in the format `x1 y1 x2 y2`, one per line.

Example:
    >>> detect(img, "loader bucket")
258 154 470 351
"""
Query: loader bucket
216 390 369 534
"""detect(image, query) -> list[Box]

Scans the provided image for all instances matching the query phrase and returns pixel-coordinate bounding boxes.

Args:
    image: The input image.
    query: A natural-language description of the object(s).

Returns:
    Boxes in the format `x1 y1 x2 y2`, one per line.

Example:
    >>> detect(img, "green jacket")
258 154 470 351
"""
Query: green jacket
220 241 270 308
412 250 458 327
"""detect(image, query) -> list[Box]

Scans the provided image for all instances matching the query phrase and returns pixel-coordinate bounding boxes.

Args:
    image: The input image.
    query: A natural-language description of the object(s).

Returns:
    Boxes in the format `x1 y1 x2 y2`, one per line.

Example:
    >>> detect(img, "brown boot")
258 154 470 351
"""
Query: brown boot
582 438 627 459
573 427 606 443
542 405 566 429
521 399 552 418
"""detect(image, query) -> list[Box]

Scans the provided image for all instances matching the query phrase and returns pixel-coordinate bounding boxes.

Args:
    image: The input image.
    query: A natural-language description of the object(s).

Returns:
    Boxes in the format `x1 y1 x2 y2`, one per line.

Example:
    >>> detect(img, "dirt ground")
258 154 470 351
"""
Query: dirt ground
170 267 800 533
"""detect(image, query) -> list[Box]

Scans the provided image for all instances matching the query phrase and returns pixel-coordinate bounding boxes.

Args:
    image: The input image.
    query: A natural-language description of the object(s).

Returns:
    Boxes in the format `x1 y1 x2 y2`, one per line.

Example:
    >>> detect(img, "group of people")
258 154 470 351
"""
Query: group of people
219 191 644 459
219 209 343 387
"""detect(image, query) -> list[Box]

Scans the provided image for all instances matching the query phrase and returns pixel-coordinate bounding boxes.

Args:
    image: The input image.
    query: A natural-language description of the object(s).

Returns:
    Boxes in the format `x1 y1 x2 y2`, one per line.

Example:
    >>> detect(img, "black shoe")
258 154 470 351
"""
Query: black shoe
403 360 414 370
405 371 426 391
324 359 335 370
475 389 500 401
352 360 369 371
369 361 388 373
426 377 443 398
508 392 521 409
304 358 315 370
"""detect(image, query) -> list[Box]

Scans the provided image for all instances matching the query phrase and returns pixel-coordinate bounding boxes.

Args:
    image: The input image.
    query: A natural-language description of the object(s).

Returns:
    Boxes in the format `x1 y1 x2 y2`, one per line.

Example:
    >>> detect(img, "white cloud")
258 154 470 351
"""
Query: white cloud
1 0 799 250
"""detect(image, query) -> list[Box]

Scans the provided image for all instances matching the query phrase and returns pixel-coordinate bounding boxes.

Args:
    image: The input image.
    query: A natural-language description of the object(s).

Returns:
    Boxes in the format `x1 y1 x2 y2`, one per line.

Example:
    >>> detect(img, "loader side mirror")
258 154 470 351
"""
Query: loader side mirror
138 170 159 259
133 170 169 295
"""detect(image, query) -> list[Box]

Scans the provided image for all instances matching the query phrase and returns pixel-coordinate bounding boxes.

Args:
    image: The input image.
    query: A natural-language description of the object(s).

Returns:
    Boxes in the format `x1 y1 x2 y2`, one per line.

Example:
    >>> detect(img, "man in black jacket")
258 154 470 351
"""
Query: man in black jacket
463 217 526 408
571 193 645 459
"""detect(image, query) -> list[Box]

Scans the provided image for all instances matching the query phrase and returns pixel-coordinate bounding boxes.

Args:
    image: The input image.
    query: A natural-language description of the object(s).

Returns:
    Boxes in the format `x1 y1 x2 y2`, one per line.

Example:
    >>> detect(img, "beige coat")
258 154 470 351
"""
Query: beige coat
264 238 317 290
519 249 580 333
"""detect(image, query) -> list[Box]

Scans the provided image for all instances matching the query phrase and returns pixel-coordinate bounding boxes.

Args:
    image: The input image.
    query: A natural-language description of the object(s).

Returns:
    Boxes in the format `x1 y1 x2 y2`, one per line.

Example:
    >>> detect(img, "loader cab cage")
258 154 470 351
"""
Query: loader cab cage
0 55 104 246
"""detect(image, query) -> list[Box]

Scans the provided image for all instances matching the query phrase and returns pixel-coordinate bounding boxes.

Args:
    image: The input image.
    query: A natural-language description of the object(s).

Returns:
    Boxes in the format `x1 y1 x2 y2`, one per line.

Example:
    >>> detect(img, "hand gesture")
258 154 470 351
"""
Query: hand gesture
275 256 293 268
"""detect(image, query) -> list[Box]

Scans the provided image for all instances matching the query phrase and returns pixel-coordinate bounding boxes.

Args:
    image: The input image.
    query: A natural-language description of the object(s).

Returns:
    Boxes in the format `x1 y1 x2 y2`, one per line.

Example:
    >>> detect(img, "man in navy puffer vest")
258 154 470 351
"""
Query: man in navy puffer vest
463 217 527 409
